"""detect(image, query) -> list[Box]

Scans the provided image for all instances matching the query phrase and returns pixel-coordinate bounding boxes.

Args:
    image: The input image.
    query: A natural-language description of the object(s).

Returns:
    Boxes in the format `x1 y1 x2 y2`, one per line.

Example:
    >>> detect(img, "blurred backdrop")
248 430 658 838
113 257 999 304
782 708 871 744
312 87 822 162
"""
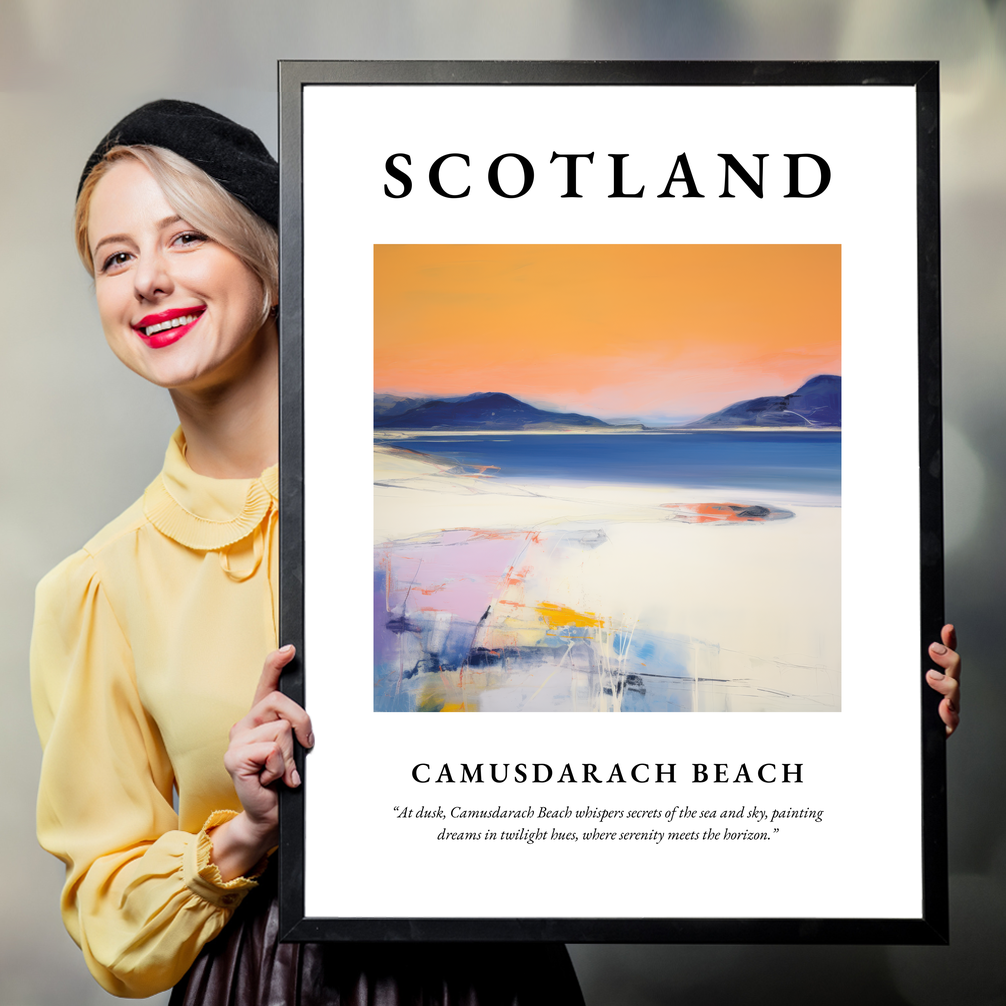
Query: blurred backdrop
1 1 1003 1003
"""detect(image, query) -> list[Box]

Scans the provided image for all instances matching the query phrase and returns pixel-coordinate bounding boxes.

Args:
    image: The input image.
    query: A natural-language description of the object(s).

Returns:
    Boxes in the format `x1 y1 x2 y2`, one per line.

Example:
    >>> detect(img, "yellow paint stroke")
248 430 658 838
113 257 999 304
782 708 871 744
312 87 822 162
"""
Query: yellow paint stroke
441 702 467 712
535 601 606 629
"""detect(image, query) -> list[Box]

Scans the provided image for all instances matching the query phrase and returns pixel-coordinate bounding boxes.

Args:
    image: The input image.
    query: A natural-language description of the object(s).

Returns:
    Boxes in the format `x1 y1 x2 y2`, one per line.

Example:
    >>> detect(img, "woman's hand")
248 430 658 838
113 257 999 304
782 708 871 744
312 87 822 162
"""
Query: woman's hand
926 624 961 738
209 645 314 881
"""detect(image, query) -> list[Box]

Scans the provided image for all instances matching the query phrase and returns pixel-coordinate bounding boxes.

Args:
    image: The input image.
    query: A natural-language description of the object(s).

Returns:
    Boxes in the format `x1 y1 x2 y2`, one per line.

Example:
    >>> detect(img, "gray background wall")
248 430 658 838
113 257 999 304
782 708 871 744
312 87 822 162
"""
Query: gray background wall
1 2 1002 1003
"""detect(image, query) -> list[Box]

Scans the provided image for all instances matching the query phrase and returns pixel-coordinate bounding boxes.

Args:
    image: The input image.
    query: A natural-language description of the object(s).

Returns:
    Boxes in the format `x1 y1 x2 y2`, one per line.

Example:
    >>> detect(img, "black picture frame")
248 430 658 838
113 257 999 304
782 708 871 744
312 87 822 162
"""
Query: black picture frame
277 60 945 944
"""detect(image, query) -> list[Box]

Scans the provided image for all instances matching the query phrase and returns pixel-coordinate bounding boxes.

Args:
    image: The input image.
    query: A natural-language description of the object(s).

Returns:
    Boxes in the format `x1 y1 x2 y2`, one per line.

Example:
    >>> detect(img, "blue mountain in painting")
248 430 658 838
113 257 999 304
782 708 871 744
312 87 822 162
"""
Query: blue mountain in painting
374 392 500 419
687 375 841 428
374 394 428 419
374 392 612 430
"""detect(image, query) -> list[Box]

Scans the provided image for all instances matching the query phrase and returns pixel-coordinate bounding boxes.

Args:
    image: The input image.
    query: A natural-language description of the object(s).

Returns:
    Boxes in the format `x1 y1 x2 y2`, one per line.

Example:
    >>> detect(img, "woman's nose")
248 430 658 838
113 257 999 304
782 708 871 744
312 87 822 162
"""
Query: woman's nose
133 249 173 302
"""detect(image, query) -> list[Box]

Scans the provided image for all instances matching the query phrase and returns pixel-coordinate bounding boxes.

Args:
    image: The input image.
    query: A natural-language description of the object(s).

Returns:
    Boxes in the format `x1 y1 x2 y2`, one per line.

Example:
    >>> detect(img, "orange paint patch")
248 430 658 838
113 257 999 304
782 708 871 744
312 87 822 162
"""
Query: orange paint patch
661 502 758 523
375 244 841 418
463 528 537 542
659 502 792 524
506 564 533 587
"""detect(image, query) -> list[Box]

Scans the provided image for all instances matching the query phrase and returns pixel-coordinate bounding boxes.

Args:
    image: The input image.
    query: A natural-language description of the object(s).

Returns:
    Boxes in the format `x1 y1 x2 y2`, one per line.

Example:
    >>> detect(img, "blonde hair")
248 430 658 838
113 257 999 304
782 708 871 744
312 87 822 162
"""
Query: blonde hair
75 145 278 322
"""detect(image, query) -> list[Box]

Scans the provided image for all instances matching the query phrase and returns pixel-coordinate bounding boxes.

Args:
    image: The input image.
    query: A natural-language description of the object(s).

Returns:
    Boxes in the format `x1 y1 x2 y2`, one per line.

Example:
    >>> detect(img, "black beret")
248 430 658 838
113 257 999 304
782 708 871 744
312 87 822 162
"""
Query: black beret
78 99 278 228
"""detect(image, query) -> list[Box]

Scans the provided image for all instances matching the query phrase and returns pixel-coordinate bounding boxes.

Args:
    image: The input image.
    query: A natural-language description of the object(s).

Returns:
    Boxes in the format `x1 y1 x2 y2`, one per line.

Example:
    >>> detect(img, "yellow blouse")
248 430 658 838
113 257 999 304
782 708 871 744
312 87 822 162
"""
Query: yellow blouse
31 428 279 998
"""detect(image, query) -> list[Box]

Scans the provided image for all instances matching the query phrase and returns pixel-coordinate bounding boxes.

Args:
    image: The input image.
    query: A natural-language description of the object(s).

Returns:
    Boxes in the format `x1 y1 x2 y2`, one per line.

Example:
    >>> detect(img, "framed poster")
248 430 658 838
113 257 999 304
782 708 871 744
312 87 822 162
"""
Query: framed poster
277 61 946 943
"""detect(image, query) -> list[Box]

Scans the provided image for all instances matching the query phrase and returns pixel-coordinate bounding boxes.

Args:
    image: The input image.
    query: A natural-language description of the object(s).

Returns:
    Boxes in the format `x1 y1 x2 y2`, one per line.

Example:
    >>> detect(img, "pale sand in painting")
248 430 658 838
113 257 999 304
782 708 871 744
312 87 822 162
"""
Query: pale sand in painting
374 444 841 713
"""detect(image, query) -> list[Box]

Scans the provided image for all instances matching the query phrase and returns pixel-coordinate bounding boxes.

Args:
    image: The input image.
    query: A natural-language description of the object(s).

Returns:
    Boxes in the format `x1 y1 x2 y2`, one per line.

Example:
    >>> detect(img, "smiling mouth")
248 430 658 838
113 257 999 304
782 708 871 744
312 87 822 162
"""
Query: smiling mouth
135 307 206 338
142 313 198 337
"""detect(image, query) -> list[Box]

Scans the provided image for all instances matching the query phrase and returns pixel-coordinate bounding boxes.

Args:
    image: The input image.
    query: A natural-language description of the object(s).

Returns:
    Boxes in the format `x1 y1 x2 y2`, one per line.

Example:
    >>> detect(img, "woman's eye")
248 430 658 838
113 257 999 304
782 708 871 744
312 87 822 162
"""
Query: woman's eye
173 231 208 248
101 251 132 273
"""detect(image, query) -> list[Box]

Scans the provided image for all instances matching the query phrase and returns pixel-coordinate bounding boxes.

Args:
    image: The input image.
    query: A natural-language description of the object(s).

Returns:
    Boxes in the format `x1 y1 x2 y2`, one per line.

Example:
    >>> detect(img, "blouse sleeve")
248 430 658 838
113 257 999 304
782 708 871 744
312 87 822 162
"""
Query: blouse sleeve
30 549 262 998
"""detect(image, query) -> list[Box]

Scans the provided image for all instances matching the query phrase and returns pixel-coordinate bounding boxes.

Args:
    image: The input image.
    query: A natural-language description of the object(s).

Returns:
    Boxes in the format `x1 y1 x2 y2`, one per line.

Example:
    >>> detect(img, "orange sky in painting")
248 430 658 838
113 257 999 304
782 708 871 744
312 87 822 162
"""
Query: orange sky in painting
374 245 840 421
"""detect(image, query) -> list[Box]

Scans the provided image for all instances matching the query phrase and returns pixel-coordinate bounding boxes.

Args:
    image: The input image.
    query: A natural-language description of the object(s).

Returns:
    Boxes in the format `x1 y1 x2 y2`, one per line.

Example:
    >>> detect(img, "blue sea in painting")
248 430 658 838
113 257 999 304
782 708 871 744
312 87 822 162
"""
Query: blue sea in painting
374 431 841 501
374 429 842 712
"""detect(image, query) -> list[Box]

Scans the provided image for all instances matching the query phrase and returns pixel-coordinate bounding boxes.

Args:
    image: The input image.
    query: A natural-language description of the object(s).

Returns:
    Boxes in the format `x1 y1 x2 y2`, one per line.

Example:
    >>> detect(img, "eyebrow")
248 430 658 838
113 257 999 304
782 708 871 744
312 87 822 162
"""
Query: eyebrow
91 215 185 258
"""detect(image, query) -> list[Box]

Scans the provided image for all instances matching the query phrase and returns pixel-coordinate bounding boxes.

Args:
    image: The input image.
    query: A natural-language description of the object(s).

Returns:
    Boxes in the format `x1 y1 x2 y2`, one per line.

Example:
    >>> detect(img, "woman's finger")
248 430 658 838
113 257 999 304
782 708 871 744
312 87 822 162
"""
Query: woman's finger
941 623 958 653
926 667 960 737
928 642 961 682
927 624 960 738
231 690 313 750
255 741 287 787
939 697 961 737
925 668 959 703
233 718 301 788
245 690 313 748
224 738 287 787
252 644 296 707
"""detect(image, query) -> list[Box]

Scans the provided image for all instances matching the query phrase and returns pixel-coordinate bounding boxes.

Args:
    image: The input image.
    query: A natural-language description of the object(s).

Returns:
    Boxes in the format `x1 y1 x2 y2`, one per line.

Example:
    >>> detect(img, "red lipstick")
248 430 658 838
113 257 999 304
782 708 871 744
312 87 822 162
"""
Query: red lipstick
132 306 205 349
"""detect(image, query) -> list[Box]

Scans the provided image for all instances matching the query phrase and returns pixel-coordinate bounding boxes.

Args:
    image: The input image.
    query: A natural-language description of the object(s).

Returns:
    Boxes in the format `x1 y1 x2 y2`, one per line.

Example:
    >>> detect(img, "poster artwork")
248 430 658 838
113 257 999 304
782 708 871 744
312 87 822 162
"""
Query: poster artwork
286 63 944 941
373 243 841 714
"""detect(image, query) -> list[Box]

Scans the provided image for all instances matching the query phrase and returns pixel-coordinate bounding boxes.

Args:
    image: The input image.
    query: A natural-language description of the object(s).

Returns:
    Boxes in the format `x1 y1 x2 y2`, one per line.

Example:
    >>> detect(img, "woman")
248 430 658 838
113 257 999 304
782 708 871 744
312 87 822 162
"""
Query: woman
31 100 586 1003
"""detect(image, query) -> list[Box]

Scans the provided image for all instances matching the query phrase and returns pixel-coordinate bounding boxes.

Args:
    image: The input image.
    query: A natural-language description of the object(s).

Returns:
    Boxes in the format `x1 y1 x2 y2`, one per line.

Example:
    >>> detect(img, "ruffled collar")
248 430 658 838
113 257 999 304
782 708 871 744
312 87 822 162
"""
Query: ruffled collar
143 428 278 551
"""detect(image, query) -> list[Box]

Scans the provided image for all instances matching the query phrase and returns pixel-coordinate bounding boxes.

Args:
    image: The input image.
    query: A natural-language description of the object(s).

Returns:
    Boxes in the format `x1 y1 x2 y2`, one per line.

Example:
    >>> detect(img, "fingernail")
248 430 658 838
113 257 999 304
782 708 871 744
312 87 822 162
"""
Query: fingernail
280 644 295 654
931 643 947 655
927 669 944 680
292 768 301 787
306 732 315 748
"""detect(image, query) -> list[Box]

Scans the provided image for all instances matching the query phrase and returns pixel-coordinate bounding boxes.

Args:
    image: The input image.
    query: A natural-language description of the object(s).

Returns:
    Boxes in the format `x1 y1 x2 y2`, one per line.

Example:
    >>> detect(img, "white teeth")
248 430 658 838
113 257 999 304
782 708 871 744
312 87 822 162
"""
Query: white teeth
142 313 199 337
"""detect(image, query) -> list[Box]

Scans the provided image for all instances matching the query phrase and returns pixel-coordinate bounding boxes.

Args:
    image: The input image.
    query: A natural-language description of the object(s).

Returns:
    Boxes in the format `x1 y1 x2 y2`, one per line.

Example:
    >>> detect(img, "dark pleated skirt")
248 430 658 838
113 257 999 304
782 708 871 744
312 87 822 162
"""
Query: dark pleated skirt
169 869 585 1006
